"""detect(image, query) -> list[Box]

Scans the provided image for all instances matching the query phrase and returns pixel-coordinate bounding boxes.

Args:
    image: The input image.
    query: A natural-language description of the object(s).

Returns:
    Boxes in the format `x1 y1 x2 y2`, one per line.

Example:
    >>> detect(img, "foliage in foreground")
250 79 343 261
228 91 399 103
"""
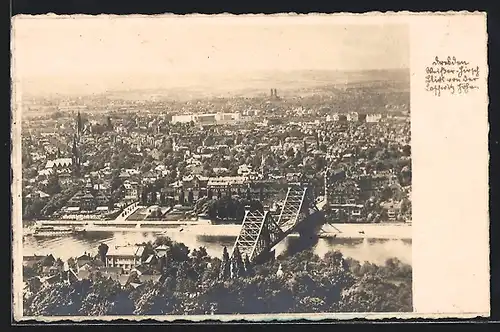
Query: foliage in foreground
23 238 412 316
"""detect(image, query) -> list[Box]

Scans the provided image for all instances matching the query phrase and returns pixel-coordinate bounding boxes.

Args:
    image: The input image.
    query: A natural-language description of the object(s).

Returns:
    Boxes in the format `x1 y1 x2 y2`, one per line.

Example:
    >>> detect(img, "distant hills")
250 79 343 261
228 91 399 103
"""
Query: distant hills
104 68 410 101
20 68 409 101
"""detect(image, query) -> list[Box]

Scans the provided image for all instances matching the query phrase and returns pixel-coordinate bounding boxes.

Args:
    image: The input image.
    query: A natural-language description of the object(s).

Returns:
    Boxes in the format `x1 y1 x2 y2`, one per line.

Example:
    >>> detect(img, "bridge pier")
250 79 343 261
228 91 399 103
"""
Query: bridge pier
253 249 276 265
295 210 326 236
283 210 326 256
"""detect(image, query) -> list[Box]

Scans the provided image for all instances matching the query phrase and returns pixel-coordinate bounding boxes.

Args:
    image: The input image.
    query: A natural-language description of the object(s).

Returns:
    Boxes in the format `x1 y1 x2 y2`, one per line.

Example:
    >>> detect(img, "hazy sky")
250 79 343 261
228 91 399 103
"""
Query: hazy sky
12 16 409 95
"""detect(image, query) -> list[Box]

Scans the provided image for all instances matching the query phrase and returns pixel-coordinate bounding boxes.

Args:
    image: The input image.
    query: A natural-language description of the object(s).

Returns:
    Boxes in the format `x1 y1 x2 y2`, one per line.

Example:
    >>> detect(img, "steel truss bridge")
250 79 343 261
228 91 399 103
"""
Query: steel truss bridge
227 183 326 265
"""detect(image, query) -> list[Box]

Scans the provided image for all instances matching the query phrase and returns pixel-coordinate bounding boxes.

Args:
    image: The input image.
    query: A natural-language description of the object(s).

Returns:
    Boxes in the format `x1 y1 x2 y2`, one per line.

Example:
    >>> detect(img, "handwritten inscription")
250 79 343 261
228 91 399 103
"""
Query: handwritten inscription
425 56 480 96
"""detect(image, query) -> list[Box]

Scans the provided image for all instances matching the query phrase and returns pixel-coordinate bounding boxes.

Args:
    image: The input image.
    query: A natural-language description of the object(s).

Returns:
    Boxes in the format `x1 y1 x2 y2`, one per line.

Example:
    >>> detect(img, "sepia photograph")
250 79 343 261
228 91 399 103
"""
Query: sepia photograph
13 14 414 319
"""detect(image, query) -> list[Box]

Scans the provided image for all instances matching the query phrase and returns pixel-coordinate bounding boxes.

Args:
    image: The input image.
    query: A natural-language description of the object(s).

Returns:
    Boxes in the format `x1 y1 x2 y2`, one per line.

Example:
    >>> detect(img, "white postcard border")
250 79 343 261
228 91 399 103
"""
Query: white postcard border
11 12 489 322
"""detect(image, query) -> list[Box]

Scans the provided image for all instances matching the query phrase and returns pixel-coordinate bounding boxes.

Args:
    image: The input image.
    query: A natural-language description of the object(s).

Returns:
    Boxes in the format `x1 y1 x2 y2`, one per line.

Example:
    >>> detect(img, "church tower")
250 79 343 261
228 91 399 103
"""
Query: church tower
76 111 83 141
260 154 266 178
71 134 81 177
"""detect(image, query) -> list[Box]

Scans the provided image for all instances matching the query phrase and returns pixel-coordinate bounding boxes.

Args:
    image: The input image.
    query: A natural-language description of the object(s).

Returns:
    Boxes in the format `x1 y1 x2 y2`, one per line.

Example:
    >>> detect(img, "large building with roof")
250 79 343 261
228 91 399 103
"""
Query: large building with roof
172 112 241 125
105 246 143 271
45 158 73 169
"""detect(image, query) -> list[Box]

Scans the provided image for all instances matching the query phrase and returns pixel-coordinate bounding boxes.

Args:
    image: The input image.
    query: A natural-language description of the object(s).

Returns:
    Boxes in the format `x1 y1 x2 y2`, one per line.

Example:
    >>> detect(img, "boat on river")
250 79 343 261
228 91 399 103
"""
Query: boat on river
31 225 86 238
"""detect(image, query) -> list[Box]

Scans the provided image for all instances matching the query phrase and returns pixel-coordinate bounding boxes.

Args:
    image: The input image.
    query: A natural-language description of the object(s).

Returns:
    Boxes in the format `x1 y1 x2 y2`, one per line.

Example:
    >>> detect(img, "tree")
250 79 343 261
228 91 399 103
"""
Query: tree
40 187 80 217
170 242 189 262
23 198 46 220
191 246 208 263
231 246 245 278
381 186 393 201
22 150 33 168
285 147 295 159
338 273 411 312
402 145 411 157
152 178 166 193
150 191 157 205
27 282 76 316
154 235 173 247
78 274 121 315
55 258 64 269
314 155 326 172
140 189 147 205
23 239 412 315
109 289 135 315
220 247 230 280
140 162 152 173
67 257 77 270
98 243 109 264
110 171 123 192
106 116 113 130
187 190 194 205
45 173 61 196
159 192 166 206
178 191 185 205
108 197 115 211
243 254 254 277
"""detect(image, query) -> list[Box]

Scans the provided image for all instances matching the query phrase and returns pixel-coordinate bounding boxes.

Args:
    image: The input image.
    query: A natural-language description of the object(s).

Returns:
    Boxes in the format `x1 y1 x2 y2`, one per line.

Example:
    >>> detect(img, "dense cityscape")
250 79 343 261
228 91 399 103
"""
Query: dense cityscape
20 70 412 315
21 77 411 224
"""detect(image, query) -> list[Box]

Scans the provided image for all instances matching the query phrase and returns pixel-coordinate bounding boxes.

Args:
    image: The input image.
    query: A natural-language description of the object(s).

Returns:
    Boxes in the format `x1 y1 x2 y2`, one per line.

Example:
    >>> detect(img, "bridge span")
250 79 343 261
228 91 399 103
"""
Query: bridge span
227 183 326 265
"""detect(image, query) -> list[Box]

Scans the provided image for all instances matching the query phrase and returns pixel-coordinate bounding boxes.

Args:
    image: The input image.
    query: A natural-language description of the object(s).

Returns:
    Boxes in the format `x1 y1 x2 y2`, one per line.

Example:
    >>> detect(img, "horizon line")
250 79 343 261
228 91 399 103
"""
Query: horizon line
16 67 410 98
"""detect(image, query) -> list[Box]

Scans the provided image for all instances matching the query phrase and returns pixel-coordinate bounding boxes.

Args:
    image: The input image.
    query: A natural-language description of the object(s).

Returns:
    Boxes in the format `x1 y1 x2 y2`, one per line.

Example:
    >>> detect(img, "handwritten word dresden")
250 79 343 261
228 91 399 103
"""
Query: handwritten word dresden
425 56 480 96
432 56 469 66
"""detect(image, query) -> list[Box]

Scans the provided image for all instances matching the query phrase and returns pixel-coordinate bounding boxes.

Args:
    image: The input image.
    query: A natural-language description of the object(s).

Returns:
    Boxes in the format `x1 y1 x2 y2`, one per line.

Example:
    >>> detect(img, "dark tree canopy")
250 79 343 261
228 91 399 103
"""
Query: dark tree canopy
23 237 412 317
98 243 109 263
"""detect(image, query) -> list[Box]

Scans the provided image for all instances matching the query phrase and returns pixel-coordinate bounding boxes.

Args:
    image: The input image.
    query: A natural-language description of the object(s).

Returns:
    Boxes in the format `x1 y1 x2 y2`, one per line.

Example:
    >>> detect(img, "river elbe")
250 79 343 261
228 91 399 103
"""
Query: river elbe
23 229 412 265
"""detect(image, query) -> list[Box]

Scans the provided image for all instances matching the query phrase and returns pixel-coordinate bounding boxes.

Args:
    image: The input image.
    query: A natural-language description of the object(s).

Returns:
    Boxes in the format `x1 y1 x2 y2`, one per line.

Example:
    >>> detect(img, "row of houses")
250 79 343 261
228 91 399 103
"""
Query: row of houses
326 113 383 123
23 244 172 289
323 168 410 222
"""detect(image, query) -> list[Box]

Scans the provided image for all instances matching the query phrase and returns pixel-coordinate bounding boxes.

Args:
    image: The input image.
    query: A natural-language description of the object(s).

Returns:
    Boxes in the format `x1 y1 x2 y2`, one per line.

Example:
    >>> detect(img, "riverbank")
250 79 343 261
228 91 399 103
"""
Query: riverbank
28 219 411 240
